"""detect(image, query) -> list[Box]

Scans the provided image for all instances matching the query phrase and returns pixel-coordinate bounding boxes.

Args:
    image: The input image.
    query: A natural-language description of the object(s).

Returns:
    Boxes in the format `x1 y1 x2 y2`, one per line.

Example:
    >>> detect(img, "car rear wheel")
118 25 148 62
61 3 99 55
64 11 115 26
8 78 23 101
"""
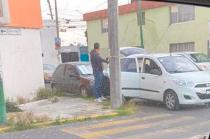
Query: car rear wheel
80 86 88 98
164 91 180 110
51 83 57 93
122 95 131 104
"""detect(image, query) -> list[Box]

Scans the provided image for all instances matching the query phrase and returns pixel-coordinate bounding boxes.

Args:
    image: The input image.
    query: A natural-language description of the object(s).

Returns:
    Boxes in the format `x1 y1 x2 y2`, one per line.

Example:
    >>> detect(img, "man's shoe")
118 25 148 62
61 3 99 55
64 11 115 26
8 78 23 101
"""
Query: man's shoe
100 96 107 100
94 98 102 103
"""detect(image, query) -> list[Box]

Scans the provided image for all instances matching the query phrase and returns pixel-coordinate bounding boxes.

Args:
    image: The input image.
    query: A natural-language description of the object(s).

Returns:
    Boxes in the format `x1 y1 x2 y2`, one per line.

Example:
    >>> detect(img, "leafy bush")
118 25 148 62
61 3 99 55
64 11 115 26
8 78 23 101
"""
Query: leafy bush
6 100 22 113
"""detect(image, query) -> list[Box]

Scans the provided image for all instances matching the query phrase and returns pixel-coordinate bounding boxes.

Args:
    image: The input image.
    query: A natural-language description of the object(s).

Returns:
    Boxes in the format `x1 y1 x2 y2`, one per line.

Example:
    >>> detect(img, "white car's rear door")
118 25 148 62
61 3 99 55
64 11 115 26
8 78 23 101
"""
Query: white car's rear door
121 58 142 98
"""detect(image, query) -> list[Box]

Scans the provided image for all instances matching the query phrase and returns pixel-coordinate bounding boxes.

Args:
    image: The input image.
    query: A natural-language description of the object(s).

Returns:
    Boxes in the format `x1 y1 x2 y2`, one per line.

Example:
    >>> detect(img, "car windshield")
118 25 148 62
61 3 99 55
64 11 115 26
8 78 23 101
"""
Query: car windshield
158 56 200 74
189 53 210 63
77 64 93 75
43 64 56 71
121 48 147 56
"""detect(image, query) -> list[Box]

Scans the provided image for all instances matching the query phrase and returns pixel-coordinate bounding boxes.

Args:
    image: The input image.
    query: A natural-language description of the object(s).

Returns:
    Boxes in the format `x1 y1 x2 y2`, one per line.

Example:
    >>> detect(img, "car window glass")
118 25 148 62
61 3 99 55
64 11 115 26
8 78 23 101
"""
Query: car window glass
137 58 143 72
121 58 137 72
55 65 65 77
65 65 77 76
43 64 55 71
143 58 161 74
190 53 210 63
159 56 199 74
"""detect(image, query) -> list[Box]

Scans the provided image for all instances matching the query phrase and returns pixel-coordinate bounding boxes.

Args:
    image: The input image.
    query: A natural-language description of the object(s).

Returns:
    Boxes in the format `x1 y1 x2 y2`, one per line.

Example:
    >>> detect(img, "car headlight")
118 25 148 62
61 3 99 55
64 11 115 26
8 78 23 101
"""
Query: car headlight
172 79 194 88
199 65 208 70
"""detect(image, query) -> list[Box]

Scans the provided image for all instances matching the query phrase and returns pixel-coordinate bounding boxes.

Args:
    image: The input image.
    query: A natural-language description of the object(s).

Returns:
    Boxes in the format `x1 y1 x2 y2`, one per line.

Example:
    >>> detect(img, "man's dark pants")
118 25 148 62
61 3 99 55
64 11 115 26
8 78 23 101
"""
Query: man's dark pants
93 71 104 99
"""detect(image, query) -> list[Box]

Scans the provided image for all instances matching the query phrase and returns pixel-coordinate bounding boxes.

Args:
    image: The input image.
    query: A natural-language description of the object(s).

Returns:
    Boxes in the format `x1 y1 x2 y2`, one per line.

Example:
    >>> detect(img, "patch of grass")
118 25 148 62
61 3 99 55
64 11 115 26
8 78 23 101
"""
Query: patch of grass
116 101 139 116
35 88 52 100
6 100 22 113
8 112 35 131
34 88 65 101
102 101 111 109
1 100 138 133
7 112 52 132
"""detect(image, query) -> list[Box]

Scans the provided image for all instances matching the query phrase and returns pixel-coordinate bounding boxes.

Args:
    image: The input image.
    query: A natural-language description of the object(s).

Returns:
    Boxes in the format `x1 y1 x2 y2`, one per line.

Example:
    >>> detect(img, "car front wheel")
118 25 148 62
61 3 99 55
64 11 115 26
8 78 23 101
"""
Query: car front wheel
164 91 180 110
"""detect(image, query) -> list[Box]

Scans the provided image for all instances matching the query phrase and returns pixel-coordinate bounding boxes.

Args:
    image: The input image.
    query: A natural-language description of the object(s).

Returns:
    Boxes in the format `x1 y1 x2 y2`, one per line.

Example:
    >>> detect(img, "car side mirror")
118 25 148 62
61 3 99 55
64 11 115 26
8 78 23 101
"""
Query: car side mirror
150 69 162 76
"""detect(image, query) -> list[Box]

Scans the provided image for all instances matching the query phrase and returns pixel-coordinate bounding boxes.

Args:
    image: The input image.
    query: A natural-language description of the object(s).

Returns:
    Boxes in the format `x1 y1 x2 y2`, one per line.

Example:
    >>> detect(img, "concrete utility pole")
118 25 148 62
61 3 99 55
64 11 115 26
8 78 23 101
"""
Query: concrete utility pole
108 0 122 109
47 0 54 20
55 0 59 38
137 0 144 48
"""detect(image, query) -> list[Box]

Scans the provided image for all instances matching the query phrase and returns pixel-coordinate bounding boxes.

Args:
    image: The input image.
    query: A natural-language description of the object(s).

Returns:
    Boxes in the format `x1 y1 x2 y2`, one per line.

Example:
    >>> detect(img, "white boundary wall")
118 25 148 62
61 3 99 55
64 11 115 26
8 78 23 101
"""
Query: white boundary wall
0 28 45 99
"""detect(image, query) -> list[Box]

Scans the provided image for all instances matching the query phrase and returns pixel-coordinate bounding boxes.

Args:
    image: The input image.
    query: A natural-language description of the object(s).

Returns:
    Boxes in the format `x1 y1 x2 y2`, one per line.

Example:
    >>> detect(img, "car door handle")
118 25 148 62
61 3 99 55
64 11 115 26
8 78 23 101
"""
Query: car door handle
141 77 145 80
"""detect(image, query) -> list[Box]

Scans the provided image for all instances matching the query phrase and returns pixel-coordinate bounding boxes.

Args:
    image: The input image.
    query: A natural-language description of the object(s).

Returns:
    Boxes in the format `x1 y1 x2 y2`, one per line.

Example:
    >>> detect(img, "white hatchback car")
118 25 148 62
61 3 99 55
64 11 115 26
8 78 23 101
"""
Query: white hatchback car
121 54 210 110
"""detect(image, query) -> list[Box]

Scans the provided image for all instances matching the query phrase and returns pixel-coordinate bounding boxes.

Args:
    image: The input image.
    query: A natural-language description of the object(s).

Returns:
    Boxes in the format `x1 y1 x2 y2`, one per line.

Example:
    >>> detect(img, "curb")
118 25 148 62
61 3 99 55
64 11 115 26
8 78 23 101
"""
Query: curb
0 112 118 133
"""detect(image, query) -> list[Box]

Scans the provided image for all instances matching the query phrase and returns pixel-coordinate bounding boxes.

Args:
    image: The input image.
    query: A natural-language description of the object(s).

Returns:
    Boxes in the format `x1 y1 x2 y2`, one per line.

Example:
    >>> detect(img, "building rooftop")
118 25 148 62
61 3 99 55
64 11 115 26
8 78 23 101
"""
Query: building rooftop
83 1 169 21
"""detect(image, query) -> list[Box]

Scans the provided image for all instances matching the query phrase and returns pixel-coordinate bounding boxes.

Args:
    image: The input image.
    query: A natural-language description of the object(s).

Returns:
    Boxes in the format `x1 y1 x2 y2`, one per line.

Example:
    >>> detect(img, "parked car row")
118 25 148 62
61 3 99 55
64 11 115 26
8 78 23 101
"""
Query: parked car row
47 47 210 110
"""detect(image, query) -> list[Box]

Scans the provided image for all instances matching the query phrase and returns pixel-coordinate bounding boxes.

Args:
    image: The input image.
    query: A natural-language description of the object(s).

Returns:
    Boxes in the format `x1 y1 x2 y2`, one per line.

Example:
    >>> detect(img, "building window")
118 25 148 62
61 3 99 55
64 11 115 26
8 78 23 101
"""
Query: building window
101 18 108 33
170 5 195 24
137 12 145 25
169 42 195 52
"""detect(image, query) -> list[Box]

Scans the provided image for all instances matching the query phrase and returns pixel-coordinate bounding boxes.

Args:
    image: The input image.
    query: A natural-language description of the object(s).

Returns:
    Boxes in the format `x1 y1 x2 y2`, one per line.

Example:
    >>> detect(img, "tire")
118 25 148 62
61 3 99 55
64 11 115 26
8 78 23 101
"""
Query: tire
164 91 180 111
80 86 88 98
122 95 131 104
51 83 58 93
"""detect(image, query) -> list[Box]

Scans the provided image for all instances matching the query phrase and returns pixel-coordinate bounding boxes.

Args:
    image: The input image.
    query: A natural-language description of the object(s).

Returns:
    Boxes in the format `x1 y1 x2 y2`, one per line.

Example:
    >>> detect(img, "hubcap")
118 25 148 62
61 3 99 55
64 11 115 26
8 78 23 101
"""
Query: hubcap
166 94 176 109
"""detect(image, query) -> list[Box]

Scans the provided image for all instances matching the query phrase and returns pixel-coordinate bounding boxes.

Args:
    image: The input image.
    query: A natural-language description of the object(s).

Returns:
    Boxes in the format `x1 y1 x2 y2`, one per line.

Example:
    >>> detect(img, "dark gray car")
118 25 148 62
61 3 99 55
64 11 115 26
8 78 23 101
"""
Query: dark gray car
51 62 110 97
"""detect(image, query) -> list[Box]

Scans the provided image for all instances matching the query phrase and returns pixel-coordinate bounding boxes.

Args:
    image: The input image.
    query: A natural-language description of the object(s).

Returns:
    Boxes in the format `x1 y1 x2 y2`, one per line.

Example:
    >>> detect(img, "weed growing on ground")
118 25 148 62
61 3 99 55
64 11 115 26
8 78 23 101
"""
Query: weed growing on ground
6 100 22 113
34 88 65 101
8 112 35 130
7 112 51 131
117 101 139 116
16 96 30 105
35 88 53 100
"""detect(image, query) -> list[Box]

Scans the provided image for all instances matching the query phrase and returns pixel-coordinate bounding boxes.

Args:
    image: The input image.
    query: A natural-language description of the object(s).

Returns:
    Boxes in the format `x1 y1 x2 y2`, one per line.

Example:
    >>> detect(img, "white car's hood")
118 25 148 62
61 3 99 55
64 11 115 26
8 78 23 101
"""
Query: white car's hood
171 71 210 84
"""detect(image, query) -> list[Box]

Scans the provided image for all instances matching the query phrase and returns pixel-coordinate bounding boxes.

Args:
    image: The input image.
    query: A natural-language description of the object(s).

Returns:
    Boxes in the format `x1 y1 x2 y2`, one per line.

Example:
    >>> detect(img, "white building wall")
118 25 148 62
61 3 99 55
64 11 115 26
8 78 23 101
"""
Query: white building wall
0 29 45 99
41 20 60 66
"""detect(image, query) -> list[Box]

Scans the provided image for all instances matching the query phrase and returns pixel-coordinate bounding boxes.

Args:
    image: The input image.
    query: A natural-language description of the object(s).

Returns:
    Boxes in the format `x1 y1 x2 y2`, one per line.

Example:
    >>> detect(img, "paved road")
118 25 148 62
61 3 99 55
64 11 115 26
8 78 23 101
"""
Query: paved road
1 101 210 139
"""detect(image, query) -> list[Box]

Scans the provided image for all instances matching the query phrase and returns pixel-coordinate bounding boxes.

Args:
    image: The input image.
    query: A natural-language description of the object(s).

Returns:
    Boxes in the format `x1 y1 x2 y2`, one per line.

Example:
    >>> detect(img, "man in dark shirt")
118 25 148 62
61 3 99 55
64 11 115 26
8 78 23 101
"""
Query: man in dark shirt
90 43 109 102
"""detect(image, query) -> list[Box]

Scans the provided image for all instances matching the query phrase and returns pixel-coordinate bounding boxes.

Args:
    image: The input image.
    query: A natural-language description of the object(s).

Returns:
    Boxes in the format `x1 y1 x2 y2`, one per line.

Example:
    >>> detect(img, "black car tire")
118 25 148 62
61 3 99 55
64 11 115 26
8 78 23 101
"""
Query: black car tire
122 95 131 104
80 86 88 98
164 90 180 111
51 83 56 92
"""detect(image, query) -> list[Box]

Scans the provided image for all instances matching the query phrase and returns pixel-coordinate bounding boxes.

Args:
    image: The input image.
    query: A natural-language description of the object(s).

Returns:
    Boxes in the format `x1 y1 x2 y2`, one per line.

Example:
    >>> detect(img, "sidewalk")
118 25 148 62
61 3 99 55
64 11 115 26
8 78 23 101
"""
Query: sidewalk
19 97 114 119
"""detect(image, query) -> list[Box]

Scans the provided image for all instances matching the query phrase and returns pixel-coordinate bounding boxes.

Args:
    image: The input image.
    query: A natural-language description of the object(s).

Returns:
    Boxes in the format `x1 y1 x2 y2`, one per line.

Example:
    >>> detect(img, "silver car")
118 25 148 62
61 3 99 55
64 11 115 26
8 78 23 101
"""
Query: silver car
175 52 210 71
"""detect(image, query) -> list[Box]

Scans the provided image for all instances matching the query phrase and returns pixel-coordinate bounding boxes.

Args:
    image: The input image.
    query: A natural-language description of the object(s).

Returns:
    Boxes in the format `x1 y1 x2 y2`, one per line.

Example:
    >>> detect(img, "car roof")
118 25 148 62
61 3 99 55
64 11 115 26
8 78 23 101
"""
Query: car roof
120 47 145 50
172 51 197 54
126 53 181 58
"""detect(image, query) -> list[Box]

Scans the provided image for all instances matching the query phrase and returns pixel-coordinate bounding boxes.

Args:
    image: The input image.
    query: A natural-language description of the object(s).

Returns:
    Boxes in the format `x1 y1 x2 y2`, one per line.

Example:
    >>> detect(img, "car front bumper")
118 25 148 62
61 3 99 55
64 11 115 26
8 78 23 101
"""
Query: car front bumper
177 87 210 105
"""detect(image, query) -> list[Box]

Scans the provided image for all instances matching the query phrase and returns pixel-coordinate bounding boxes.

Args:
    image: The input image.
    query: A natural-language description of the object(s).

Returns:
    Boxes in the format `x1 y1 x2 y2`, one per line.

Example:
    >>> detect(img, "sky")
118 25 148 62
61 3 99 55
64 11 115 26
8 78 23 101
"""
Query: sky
41 0 131 45
41 0 131 20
